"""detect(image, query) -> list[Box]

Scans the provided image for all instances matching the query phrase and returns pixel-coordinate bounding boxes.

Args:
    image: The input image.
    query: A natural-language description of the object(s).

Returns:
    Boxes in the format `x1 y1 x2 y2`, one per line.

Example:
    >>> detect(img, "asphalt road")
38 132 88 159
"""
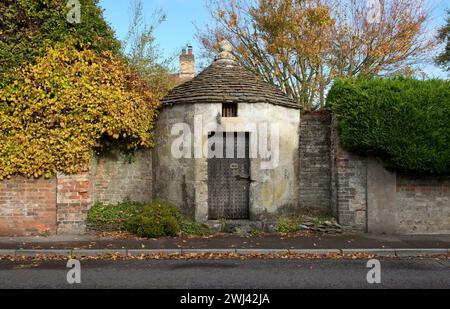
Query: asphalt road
0 259 448 289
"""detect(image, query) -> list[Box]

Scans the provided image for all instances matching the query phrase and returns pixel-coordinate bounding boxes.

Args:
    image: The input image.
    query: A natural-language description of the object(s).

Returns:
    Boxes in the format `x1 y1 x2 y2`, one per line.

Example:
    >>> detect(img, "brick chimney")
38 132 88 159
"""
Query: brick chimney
179 44 195 80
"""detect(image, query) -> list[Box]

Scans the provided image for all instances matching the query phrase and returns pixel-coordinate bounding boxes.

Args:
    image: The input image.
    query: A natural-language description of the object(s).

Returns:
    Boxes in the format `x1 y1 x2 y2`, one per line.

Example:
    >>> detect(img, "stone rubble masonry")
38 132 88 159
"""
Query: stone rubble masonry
0 150 152 236
395 174 450 234
92 150 152 205
329 114 368 231
299 113 332 214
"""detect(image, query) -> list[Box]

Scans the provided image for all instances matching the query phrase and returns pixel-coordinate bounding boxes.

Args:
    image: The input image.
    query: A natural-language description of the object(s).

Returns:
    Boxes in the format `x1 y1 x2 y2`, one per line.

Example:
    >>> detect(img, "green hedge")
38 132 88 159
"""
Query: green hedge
326 78 450 174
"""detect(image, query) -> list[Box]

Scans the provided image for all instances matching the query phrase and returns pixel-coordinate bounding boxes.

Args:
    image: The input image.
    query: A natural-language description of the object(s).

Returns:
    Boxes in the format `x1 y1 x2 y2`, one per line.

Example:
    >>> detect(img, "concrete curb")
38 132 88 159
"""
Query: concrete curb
128 249 182 256
394 248 448 257
71 249 127 257
16 249 72 256
181 249 236 255
289 249 341 254
341 249 397 256
0 248 448 257
236 249 289 255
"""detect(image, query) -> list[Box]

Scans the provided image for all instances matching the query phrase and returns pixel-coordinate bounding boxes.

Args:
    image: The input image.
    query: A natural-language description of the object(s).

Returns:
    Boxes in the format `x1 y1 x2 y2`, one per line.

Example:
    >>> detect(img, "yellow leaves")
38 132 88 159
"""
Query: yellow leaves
0 43 160 179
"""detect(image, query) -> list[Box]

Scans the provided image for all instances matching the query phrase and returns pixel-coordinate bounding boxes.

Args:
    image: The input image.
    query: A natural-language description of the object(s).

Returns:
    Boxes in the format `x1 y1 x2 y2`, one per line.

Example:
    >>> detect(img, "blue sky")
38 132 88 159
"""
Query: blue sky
99 0 211 70
99 0 449 77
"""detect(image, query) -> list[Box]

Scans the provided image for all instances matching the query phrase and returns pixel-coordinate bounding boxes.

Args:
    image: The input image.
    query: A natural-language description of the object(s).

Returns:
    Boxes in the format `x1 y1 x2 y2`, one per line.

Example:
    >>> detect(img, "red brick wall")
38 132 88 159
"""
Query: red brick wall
0 151 153 236
56 172 93 234
0 176 57 236
0 172 93 236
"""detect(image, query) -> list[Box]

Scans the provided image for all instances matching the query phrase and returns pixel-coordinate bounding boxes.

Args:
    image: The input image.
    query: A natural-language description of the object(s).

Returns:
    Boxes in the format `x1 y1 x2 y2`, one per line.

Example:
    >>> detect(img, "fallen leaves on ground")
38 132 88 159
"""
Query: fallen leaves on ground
0 252 448 262
94 230 138 239
93 230 317 240
13 262 41 269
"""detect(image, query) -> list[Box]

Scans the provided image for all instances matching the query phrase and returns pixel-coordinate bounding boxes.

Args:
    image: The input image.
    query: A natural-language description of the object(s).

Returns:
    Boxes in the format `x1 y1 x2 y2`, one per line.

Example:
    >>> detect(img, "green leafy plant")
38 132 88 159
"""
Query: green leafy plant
277 217 299 233
88 200 210 238
87 202 144 230
327 77 450 174
125 201 182 238
179 221 210 236
0 42 160 179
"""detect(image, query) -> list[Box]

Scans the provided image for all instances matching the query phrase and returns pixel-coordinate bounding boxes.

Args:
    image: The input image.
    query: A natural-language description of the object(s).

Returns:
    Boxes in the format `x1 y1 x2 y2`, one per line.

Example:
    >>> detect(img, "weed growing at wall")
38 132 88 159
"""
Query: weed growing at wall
88 201 210 238
87 202 144 230
327 78 450 174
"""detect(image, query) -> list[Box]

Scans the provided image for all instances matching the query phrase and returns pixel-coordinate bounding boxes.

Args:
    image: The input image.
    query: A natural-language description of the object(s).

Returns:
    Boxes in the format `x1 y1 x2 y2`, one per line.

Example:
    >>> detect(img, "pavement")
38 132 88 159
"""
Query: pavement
0 259 449 288
0 233 449 257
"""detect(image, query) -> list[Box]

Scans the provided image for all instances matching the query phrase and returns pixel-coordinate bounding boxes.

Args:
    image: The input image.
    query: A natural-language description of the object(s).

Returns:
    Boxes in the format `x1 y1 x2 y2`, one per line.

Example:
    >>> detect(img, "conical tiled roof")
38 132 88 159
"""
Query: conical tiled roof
162 47 299 109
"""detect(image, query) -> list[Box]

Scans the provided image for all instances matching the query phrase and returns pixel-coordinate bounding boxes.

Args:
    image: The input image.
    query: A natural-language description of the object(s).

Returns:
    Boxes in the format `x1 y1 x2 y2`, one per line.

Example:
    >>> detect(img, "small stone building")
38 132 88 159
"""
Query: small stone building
153 41 301 225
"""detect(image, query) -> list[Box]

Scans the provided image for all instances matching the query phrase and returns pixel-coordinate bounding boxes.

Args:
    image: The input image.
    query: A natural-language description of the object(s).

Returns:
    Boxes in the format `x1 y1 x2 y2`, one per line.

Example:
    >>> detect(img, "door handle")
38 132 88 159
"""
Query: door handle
235 174 253 181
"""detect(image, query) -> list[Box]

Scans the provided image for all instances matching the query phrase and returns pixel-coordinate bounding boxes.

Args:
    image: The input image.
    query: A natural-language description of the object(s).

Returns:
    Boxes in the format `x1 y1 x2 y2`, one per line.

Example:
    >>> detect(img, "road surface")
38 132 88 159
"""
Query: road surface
0 258 448 289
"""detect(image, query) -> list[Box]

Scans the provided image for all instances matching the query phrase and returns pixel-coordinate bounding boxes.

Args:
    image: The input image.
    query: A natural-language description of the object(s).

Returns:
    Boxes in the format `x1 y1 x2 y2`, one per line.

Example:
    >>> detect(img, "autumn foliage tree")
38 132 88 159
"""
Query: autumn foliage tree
199 0 435 110
0 0 120 81
0 42 160 179
435 10 449 71
122 0 175 100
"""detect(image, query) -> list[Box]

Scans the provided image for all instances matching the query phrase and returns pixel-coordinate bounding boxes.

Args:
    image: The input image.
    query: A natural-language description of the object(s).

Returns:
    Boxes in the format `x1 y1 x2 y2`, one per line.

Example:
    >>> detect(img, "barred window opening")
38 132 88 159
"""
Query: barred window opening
222 103 238 117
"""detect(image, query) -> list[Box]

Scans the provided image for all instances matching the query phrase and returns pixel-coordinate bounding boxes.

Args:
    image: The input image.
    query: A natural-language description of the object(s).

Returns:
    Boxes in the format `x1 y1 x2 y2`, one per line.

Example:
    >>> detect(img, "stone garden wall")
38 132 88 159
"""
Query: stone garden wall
1 112 448 236
300 113 449 234
0 150 152 236
330 115 450 234
299 113 332 214
395 174 449 234
92 150 152 205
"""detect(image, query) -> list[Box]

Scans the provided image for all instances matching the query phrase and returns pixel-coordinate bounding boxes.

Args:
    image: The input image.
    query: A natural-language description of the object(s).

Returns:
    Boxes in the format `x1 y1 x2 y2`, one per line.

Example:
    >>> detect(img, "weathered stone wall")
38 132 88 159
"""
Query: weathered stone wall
364 164 450 234
366 158 396 234
395 174 450 234
330 119 368 231
152 104 197 219
330 116 450 234
0 176 57 236
92 150 152 205
214 103 301 221
153 102 301 222
321 115 369 231
299 113 332 214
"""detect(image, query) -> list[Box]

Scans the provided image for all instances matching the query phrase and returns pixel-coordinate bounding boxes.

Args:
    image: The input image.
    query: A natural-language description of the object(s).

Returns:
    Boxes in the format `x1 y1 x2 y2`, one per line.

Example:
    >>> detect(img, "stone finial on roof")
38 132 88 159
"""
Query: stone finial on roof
215 40 235 62
162 38 299 109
